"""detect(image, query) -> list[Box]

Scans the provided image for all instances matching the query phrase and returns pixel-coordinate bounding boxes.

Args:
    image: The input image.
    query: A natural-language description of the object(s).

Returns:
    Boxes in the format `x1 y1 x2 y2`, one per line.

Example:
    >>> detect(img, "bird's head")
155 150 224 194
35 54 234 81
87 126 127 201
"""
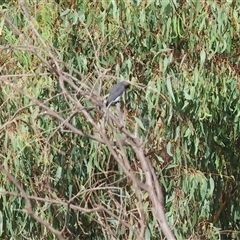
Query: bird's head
122 81 131 89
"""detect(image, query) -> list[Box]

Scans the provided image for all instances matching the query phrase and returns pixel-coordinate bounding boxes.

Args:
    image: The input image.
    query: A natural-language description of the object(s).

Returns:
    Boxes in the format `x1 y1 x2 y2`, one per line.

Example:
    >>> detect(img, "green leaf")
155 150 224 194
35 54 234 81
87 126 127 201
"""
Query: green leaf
86 12 93 28
54 166 62 186
135 117 146 130
60 8 70 17
166 76 176 103
165 163 178 169
209 176 215 195
200 49 206 67
0 211 3 236
166 141 173 157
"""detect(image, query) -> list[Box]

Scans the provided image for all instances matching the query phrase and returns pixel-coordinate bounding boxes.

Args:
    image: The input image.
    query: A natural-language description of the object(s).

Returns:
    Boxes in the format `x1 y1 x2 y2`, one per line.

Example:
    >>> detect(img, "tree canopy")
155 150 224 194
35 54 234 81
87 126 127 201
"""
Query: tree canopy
0 0 240 239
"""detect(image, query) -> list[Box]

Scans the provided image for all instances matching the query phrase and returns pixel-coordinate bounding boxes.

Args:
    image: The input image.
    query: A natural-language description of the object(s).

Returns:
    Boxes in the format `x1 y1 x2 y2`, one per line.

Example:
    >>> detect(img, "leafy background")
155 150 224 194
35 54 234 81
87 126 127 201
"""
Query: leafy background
0 0 240 239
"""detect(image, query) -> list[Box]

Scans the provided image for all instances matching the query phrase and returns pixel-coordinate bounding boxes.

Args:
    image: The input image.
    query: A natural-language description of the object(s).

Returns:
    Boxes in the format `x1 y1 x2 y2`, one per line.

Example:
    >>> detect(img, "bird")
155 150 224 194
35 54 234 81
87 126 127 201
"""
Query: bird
105 81 130 107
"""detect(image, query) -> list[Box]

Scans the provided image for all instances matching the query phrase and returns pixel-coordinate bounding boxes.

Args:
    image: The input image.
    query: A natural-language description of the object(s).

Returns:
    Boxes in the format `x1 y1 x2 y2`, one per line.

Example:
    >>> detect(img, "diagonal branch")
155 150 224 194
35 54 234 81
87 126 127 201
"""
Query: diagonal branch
0 165 65 240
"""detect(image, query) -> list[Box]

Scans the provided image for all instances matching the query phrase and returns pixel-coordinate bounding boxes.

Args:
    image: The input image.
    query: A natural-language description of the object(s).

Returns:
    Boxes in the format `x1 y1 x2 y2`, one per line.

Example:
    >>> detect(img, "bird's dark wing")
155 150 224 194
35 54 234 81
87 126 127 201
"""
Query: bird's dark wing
106 82 126 106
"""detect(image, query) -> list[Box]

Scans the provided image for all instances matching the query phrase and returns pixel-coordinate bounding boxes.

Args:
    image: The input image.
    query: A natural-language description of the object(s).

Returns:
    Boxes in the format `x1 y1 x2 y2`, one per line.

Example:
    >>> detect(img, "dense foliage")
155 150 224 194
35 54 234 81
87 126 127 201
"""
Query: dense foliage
0 0 240 239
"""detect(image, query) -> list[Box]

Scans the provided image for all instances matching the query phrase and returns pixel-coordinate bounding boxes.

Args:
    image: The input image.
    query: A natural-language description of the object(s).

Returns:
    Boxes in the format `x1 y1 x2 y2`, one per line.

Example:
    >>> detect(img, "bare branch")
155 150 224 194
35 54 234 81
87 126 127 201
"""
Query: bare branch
0 165 65 240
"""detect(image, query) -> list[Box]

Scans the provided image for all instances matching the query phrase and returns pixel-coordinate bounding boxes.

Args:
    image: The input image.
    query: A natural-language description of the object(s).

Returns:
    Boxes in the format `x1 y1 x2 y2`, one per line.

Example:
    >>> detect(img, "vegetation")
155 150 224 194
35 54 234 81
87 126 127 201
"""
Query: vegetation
0 0 240 239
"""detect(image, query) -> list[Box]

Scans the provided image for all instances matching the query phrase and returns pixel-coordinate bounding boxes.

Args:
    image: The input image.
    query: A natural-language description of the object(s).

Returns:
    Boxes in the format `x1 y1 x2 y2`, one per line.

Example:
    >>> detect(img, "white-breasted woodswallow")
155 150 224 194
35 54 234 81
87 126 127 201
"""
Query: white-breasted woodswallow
105 81 130 107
